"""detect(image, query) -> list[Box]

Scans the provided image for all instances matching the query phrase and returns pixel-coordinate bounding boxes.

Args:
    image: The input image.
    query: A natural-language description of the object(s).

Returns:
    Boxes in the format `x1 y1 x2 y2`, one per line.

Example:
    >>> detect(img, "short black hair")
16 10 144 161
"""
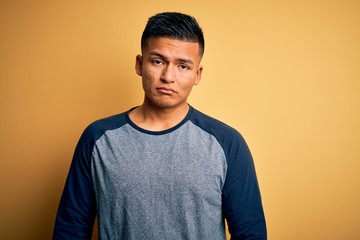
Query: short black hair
141 12 205 56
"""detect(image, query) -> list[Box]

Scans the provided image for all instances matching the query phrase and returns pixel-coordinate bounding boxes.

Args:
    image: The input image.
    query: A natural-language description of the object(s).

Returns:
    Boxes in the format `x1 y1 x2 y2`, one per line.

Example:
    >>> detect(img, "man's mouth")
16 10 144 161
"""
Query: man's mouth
157 87 176 95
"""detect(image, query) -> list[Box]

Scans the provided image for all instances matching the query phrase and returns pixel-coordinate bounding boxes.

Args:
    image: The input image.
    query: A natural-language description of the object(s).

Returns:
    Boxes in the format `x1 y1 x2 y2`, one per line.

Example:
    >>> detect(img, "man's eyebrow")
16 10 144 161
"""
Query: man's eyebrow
149 51 194 64
177 58 194 64
149 51 166 59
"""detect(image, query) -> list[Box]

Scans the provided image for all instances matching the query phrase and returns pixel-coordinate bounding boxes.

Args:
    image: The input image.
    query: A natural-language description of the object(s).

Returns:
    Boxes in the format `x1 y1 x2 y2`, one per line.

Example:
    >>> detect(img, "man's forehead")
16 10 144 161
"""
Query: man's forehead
143 37 201 58
146 37 198 47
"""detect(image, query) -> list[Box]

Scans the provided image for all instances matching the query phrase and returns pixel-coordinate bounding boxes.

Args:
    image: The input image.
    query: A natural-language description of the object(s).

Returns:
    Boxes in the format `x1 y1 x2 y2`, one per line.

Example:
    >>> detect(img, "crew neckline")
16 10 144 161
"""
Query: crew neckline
125 105 193 135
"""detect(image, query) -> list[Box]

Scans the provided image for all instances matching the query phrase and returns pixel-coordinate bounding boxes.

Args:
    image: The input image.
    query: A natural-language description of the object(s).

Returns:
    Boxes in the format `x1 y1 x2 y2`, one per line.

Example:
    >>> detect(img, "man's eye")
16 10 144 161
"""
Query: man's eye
179 65 189 70
152 60 163 65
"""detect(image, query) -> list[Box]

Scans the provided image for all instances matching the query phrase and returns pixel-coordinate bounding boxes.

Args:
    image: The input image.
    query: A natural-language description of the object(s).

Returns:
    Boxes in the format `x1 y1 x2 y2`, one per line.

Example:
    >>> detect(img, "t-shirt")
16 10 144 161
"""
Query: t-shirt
53 106 266 240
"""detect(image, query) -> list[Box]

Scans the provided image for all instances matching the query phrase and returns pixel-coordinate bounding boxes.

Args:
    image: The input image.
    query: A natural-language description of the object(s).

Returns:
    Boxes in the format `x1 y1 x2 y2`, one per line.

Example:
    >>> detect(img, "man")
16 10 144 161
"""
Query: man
53 12 266 240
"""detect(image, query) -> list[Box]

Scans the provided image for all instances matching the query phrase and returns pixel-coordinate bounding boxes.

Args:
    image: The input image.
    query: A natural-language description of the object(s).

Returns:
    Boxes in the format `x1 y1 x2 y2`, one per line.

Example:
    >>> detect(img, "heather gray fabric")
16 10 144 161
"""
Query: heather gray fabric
91 121 227 240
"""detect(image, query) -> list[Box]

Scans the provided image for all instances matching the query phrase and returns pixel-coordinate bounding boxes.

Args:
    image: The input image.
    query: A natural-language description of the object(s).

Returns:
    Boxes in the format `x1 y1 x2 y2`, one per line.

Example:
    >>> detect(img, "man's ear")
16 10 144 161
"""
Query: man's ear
194 65 203 85
135 55 143 76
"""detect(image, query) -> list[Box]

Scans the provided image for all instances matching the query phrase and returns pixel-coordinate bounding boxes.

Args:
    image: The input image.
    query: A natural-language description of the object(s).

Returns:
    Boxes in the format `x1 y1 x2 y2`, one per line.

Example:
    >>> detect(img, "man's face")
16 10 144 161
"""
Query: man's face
135 37 203 110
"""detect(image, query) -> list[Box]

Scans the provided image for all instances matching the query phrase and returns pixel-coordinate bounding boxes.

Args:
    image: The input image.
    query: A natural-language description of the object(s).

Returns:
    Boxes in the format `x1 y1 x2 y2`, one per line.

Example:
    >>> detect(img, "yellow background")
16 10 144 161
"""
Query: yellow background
1 1 359 239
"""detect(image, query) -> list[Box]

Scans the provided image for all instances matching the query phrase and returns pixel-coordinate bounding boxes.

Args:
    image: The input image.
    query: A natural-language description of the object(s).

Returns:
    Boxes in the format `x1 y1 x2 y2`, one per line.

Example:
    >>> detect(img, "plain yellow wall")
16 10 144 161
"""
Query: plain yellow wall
1 1 359 239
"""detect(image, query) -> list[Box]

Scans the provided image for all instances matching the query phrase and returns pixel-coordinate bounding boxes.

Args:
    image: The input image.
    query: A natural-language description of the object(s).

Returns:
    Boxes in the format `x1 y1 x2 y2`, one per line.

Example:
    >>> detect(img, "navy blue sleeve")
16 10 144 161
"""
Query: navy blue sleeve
222 133 267 240
53 126 97 240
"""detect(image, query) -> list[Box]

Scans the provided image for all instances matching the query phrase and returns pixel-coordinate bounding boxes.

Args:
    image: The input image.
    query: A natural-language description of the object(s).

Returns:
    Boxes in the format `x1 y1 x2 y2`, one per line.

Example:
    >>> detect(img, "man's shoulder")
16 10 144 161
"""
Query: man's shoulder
189 107 245 143
80 110 129 143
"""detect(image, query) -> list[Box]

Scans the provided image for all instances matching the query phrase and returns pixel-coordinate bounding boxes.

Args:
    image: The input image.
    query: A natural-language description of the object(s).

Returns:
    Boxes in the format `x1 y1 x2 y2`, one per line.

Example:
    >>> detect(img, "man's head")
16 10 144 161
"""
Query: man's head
141 12 204 57
136 12 204 111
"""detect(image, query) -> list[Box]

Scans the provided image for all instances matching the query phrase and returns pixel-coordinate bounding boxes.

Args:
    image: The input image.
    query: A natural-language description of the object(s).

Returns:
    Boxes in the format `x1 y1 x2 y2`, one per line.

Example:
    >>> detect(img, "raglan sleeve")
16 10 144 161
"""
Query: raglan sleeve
53 126 97 240
222 132 267 240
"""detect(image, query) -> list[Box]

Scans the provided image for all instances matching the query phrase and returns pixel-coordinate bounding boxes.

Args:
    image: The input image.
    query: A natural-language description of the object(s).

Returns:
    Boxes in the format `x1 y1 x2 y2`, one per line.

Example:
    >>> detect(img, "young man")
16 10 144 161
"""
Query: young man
53 12 266 240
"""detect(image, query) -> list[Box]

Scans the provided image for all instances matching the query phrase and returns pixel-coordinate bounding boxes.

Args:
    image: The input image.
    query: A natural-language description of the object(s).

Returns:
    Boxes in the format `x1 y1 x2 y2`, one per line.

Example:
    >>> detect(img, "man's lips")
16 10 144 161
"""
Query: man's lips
156 87 177 95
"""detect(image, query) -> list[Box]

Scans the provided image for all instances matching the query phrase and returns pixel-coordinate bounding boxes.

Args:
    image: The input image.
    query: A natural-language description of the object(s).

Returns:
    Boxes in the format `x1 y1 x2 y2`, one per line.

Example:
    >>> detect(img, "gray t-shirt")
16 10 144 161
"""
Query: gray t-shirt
53 106 266 240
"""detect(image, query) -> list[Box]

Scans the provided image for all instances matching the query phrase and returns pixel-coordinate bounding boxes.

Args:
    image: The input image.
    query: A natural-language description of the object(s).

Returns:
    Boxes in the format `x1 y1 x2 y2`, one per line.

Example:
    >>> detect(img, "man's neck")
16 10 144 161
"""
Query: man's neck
129 103 190 132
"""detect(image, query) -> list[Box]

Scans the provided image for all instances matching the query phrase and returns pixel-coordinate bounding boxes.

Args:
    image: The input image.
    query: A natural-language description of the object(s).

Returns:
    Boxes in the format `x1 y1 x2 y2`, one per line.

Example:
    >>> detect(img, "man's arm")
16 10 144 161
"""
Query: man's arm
222 134 267 240
53 130 97 240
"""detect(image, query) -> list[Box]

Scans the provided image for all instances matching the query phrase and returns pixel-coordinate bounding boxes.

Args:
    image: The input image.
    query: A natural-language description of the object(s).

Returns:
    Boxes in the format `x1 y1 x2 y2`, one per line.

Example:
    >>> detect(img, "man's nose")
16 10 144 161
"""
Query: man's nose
161 65 175 83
